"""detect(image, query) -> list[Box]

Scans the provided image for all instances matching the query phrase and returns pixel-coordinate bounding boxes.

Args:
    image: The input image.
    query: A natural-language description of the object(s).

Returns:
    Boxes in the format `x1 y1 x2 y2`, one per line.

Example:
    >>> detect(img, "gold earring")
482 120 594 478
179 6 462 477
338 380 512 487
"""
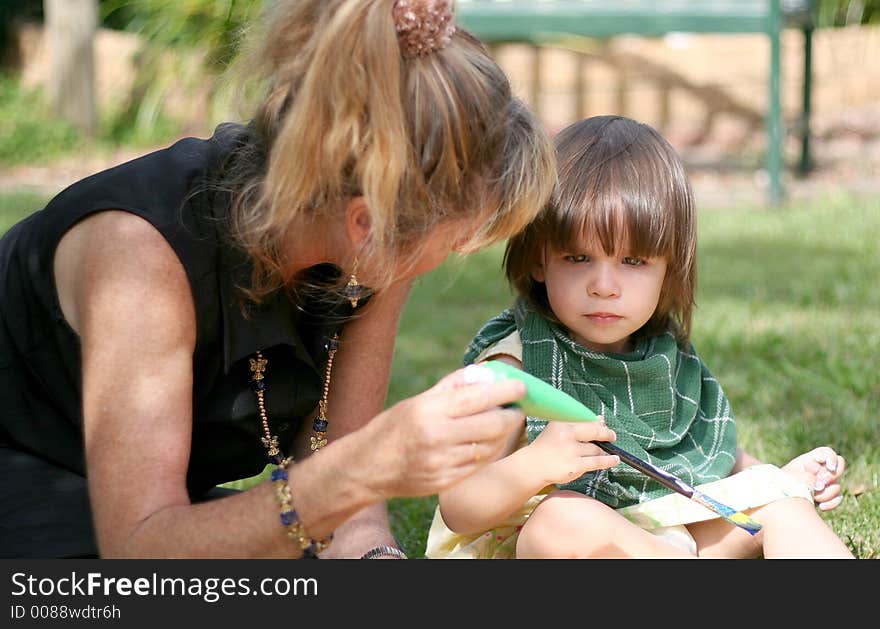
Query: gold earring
345 257 360 308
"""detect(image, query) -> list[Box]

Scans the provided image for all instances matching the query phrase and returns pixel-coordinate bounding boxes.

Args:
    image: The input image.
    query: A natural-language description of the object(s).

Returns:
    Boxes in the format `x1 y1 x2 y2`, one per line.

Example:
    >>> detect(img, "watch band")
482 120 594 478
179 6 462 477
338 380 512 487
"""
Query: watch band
360 545 408 560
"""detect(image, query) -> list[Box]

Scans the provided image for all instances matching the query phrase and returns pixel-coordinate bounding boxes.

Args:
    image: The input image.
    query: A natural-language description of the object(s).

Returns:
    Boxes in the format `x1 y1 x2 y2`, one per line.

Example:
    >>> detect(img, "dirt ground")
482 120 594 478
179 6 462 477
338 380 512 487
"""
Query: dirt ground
2 104 877 210
685 101 880 207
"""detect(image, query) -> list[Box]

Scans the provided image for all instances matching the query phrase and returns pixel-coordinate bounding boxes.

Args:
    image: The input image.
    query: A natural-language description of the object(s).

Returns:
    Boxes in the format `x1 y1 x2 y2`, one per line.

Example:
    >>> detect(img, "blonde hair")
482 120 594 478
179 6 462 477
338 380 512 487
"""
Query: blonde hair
505 115 697 344
224 0 556 301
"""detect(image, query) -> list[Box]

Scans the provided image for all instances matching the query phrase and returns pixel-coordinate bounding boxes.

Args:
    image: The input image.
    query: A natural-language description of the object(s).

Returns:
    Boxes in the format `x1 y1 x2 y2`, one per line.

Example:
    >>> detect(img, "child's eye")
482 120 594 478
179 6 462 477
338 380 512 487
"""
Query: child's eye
622 257 645 266
564 254 589 263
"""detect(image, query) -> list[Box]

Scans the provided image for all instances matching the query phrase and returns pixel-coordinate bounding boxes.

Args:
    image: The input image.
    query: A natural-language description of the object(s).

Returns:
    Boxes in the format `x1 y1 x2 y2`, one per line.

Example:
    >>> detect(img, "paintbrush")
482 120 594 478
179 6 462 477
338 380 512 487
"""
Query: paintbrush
468 361 762 535
589 440 762 534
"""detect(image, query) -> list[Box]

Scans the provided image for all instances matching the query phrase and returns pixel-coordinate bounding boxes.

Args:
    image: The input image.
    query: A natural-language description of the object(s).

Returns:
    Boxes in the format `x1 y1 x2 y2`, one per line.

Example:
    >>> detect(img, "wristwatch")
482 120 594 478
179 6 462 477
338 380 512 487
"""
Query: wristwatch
360 545 408 560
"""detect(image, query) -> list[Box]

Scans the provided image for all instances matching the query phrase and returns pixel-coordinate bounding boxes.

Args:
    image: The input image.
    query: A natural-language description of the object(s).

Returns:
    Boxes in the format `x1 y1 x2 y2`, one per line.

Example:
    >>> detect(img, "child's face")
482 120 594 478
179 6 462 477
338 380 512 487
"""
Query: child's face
532 235 667 353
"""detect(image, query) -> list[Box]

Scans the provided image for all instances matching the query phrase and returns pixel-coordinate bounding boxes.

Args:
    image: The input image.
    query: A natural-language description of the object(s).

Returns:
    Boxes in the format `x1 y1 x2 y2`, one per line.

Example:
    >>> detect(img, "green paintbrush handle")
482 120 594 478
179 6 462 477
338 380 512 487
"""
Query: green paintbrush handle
477 360 600 422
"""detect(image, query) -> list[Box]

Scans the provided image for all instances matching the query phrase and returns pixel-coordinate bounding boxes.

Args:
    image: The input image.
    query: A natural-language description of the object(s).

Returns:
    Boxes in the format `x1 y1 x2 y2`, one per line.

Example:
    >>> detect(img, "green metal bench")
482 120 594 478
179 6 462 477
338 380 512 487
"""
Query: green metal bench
457 0 816 203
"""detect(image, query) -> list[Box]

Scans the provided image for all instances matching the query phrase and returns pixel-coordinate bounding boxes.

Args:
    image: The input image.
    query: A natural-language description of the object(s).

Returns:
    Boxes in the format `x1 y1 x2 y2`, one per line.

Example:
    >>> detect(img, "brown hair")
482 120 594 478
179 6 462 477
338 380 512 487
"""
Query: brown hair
222 0 555 301
504 115 696 344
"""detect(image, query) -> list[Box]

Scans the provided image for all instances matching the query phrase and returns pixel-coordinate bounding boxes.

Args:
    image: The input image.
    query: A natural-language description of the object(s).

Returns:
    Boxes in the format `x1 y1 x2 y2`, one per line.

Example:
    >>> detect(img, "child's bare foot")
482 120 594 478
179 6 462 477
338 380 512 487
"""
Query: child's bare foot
782 446 846 511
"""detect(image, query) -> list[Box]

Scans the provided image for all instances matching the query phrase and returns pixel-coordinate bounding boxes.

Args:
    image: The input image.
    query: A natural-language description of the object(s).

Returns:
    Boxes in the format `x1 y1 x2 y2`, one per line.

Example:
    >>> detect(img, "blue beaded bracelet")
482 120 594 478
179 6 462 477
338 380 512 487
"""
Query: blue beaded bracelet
270 465 332 559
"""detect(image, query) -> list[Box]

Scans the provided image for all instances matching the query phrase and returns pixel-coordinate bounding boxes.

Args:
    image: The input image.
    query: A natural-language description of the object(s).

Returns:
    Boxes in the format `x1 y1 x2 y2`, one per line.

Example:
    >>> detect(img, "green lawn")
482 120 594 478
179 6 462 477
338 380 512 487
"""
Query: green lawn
3 190 876 558
0 192 46 231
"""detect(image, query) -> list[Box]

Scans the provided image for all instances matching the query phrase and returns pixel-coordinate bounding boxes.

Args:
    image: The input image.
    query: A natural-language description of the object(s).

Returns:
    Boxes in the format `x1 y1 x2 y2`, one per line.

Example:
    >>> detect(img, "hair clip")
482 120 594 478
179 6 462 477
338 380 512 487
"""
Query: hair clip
392 0 456 58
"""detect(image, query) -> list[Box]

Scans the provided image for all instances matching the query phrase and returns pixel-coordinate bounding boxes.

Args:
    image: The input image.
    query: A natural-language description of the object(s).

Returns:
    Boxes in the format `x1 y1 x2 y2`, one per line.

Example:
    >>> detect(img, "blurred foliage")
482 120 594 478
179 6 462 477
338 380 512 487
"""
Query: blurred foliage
100 0 262 71
97 0 264 137
0 71 177 165
0 71 80 164
817 0 880 26
2 2 265 138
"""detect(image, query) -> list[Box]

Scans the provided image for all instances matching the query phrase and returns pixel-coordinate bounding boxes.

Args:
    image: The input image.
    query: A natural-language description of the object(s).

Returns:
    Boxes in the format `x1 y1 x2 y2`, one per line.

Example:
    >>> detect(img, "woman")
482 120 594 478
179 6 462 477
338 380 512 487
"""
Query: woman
0 0 555 558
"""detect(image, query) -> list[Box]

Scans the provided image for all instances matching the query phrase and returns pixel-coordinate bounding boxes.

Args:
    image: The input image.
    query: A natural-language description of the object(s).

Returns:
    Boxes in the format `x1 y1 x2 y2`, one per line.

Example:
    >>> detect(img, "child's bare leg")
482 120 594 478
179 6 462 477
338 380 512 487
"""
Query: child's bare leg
689 497 853 558
516 491 695 558
750 497 853 558
687 517 762 558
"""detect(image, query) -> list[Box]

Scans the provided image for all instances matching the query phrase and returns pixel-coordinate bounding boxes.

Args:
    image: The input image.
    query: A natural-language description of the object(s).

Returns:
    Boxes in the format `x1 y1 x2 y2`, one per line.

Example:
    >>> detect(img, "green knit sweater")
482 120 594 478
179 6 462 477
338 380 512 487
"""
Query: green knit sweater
464 305 738 508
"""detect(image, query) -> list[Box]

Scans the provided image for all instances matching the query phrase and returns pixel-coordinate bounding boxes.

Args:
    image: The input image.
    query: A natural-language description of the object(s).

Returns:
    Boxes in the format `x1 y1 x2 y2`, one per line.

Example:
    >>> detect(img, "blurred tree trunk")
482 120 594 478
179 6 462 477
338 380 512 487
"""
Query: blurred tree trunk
44 0 98 136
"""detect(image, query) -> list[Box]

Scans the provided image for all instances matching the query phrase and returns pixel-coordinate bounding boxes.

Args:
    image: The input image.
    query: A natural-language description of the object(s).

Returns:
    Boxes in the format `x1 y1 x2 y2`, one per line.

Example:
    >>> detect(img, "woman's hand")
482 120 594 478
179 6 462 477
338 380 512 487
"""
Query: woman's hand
351 367 529 500
524 416 619 485
782 446 847 511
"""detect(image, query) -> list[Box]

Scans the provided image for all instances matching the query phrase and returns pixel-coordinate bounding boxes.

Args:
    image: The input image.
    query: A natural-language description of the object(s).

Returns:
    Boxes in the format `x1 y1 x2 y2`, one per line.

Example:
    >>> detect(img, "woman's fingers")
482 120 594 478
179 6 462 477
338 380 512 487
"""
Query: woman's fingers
444 406 524 442
430 365 530 417
442 379 527 418
416 369 527 448
456 435 511 468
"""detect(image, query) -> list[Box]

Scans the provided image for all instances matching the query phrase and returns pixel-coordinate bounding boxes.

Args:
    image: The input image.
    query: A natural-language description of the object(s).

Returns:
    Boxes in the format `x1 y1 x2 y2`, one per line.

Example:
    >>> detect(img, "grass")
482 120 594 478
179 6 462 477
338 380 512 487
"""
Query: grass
2 190 876 559
0 191 46 231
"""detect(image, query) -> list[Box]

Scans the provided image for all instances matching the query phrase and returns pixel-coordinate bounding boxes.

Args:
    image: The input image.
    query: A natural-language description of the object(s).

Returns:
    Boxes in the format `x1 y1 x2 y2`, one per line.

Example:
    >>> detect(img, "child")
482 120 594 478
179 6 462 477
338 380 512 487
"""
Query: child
426 115 853 559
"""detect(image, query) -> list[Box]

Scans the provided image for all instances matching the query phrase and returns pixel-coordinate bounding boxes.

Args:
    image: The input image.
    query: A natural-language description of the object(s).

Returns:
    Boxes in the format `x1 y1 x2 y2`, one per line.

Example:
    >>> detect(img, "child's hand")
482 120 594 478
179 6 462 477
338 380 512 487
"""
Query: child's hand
782 446 846 512
525 416 619 485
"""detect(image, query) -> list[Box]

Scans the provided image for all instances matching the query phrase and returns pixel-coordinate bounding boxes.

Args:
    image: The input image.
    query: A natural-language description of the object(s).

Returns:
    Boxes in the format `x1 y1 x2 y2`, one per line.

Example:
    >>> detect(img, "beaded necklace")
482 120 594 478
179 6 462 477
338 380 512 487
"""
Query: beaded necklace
248 337 338 558
249 260 363 460
249 332 338 464
247 269 361 557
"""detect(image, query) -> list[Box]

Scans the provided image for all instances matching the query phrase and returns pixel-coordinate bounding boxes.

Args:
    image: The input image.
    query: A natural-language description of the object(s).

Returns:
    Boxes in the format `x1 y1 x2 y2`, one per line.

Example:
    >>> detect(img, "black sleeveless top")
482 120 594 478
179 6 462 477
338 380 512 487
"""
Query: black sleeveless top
0 124 352 496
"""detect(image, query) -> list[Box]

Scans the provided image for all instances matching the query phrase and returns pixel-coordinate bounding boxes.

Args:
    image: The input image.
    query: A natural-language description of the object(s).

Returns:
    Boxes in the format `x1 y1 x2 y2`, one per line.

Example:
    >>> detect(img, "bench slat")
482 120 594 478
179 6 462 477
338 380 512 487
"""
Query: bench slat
457 1 813 40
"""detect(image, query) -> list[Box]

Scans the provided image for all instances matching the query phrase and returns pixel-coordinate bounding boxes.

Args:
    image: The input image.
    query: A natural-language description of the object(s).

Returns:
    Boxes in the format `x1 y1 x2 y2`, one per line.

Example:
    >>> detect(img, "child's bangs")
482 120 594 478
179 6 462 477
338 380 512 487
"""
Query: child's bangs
551 157 678 261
